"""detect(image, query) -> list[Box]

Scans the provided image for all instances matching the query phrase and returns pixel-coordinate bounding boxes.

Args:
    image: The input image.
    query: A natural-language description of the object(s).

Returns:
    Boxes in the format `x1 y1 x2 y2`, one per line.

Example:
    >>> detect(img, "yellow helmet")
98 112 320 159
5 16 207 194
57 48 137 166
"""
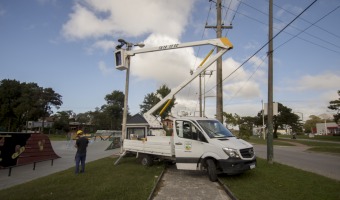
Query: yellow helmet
76 130 83 135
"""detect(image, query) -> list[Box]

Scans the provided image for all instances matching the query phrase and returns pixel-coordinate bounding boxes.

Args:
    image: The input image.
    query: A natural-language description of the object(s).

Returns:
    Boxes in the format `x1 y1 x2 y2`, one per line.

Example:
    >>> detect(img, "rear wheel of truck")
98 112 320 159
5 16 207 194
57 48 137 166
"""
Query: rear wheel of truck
207 159 217 182
141 154 153 166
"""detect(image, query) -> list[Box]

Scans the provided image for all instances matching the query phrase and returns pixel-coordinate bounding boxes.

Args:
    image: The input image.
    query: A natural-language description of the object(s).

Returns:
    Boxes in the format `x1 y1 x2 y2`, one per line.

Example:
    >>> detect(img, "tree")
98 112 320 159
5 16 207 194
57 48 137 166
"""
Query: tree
223 112 239 129
238 116 257 139
102 90 129 130
0 79 63 132
76 112 92 124
272 103 302 138
328 90 340 124
13 82 42 130
39 88 63 132
0 79 22 131
53 110 73 133
140 84 175 120
303 115 323 133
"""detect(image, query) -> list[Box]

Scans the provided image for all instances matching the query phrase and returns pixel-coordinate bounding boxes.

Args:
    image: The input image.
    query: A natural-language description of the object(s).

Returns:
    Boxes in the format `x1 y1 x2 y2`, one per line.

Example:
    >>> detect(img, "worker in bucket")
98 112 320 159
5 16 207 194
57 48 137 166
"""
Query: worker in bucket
74 130 89 174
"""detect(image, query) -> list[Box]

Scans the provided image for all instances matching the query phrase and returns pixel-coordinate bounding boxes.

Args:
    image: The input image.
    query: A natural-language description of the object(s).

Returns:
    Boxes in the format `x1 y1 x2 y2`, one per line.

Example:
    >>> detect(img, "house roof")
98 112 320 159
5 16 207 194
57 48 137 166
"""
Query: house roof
127 114 148 124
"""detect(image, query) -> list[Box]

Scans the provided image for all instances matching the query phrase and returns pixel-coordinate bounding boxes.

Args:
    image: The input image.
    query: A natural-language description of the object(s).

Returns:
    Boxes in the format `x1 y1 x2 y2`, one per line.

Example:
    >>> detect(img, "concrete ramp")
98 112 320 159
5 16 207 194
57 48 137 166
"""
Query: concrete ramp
0 132 60 168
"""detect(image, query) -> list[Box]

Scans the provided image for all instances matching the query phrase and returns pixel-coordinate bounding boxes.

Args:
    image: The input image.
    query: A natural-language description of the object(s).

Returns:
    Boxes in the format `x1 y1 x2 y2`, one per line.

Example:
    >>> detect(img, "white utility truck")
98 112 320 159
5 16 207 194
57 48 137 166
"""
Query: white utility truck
114 38 256 182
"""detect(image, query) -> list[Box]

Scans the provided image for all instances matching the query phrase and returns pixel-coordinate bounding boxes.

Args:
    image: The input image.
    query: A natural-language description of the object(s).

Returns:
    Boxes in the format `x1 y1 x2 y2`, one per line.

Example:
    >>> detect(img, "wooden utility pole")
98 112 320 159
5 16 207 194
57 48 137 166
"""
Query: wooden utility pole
267 0 274 164
205 0 232 122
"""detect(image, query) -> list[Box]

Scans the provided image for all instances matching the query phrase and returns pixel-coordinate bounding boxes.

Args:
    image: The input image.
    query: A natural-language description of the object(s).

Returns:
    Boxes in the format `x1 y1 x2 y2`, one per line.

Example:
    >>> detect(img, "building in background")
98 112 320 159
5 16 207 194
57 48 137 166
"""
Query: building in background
315 122 339 135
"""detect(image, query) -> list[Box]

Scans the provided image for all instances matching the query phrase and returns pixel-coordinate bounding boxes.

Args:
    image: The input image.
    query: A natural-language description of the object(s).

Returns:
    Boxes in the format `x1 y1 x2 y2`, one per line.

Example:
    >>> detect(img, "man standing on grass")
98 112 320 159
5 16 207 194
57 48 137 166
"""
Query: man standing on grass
75 130 89 174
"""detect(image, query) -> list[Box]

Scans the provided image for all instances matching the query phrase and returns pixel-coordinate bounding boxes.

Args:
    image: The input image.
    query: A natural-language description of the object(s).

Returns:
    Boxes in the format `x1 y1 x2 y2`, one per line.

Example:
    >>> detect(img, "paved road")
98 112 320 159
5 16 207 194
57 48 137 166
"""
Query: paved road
0 140 118 190
153 164 231 200
254 144 340 181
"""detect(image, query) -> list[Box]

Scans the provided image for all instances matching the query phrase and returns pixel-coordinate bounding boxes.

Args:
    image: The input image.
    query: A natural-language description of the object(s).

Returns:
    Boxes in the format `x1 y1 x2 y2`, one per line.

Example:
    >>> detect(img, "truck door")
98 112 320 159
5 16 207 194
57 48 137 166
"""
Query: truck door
174 120 208 170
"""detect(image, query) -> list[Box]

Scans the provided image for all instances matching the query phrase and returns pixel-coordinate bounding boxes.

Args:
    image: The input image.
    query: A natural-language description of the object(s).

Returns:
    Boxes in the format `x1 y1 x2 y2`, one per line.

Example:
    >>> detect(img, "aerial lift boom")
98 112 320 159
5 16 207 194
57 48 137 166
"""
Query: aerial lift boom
115 38 233 134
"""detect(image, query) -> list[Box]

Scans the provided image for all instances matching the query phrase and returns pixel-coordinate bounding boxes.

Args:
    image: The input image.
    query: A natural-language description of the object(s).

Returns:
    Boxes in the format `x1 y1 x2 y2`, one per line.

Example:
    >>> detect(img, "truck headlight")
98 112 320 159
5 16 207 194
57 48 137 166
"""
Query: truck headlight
223 147 240 158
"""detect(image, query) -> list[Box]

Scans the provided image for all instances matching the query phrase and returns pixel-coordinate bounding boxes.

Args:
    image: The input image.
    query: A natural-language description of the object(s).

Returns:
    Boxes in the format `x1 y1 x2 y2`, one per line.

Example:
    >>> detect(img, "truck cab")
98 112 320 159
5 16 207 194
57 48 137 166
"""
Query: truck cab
173 117 256 181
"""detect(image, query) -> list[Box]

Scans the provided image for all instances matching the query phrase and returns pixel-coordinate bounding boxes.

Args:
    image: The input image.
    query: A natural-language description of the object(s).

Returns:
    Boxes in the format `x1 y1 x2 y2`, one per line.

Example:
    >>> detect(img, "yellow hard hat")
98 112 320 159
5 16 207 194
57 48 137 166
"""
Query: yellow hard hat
77 130 83 135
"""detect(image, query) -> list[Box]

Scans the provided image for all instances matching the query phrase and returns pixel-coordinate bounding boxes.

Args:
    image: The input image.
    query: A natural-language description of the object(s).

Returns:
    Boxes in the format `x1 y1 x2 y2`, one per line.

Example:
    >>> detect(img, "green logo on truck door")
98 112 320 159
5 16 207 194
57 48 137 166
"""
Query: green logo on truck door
185 142 192 151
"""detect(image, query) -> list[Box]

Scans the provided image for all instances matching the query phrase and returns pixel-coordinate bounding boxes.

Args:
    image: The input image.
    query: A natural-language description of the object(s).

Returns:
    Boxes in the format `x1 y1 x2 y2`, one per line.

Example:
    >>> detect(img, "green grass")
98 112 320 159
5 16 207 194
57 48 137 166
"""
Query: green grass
307 147 340 154
220 158 340 200
1 156 339 200
246 136 294 146
287 140 340 147
248 136 340 154
279 134 340 142
0 157 164 200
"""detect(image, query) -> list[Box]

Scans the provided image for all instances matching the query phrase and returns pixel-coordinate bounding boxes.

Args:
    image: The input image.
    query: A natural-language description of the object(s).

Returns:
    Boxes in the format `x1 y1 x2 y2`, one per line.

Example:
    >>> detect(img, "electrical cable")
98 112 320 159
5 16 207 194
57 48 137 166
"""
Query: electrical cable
187 1 214 115
205 0 319 94
271 0 340 40
224 0 339 53
275 5 340 52
223 54 267 106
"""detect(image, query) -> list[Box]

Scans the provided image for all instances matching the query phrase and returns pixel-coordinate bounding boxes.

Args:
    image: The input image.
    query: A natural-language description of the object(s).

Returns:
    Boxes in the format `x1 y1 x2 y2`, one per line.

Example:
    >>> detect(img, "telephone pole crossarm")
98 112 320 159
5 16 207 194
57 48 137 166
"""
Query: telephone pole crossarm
205 25 233 29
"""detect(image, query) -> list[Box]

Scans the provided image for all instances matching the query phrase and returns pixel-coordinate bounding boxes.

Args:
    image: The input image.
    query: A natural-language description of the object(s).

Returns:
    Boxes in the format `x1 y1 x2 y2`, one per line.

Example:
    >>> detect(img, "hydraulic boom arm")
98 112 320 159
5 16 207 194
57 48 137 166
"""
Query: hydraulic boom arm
114 38 233 130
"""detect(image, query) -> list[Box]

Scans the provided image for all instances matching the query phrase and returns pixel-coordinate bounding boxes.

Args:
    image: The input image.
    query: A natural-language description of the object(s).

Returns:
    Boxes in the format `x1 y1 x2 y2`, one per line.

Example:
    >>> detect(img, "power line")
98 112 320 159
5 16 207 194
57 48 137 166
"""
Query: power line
275 5 340 52
205 0 319 94
226 0 340 54
222 0 242 37
271 0 340 40
223 54 267 106
239 0 340 45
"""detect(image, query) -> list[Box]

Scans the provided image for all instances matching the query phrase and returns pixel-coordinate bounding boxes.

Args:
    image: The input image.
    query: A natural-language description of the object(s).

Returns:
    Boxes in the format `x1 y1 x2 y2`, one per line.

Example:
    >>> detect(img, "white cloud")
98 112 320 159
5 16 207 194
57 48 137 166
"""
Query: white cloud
244 41 258 50
297 72 340 91
0 6 5 16
224 81 261 99
98 60 113 75
61 0 194 40
276 4 303 18
91 40 115 52
130 34 197 88
62 4 114 40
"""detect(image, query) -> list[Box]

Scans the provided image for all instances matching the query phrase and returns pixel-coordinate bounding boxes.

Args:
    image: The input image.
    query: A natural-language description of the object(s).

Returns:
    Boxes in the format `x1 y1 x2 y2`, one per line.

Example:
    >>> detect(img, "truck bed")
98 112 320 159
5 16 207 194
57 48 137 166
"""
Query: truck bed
123 136 173 157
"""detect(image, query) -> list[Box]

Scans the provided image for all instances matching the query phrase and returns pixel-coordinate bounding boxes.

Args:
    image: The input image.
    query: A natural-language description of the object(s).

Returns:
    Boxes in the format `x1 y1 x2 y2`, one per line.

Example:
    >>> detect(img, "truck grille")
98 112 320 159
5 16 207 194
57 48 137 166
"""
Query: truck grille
240 148 254 158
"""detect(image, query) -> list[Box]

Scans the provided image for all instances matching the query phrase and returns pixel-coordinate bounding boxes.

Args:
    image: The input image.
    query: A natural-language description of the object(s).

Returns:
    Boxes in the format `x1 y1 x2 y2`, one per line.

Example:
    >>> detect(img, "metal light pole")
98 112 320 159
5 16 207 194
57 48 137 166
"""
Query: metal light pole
116 39 145 154
121 46 131 153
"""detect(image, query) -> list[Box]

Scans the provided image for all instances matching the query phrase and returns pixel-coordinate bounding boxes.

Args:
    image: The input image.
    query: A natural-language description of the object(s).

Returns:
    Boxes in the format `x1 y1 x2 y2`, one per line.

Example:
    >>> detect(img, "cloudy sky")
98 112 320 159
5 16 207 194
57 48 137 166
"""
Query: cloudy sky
1 0 339 121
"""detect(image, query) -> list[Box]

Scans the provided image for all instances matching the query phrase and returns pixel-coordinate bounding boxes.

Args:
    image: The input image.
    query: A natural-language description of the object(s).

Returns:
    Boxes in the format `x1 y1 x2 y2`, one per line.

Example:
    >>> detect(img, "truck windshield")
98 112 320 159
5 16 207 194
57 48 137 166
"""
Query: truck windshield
197 120 234 138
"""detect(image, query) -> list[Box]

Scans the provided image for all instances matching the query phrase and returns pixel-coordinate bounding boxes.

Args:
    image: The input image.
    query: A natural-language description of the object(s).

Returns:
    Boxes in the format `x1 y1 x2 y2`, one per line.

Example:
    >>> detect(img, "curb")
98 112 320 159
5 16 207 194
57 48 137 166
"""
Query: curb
217 177 238 200
147 165 166 200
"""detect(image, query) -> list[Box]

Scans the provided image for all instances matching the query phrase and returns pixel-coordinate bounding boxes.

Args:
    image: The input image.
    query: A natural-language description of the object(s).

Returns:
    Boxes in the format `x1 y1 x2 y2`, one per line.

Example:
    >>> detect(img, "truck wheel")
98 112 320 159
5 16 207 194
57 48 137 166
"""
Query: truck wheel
141 154 153 166
207 159 217 182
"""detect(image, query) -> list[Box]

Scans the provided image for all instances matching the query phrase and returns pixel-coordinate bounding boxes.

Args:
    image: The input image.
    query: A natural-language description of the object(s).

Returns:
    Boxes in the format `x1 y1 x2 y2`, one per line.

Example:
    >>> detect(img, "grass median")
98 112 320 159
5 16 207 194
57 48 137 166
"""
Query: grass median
220 158 340 200
247 136 340 154
0 157 164 200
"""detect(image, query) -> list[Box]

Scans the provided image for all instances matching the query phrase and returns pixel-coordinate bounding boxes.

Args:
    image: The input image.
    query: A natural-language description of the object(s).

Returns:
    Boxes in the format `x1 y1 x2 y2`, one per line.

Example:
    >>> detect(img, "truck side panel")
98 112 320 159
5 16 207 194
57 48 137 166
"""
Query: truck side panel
123 136 173 157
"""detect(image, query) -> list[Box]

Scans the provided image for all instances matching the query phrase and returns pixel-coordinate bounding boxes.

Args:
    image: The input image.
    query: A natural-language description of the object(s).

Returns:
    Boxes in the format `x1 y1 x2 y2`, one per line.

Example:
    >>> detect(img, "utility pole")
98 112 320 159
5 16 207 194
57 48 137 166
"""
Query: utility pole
205 0 232 122
198 70 214 117
199 74 202 117
267 0 274 164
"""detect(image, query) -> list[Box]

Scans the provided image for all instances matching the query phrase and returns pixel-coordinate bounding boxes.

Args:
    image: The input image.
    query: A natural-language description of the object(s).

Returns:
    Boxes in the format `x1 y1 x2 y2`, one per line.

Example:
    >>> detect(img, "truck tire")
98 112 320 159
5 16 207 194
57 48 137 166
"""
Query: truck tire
207 159 217 182
141 154 153 166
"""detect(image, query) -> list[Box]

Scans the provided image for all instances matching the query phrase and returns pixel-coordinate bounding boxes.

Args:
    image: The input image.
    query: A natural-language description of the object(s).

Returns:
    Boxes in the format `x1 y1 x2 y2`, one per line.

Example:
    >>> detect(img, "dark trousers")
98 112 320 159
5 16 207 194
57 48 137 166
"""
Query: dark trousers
75 153 86 174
